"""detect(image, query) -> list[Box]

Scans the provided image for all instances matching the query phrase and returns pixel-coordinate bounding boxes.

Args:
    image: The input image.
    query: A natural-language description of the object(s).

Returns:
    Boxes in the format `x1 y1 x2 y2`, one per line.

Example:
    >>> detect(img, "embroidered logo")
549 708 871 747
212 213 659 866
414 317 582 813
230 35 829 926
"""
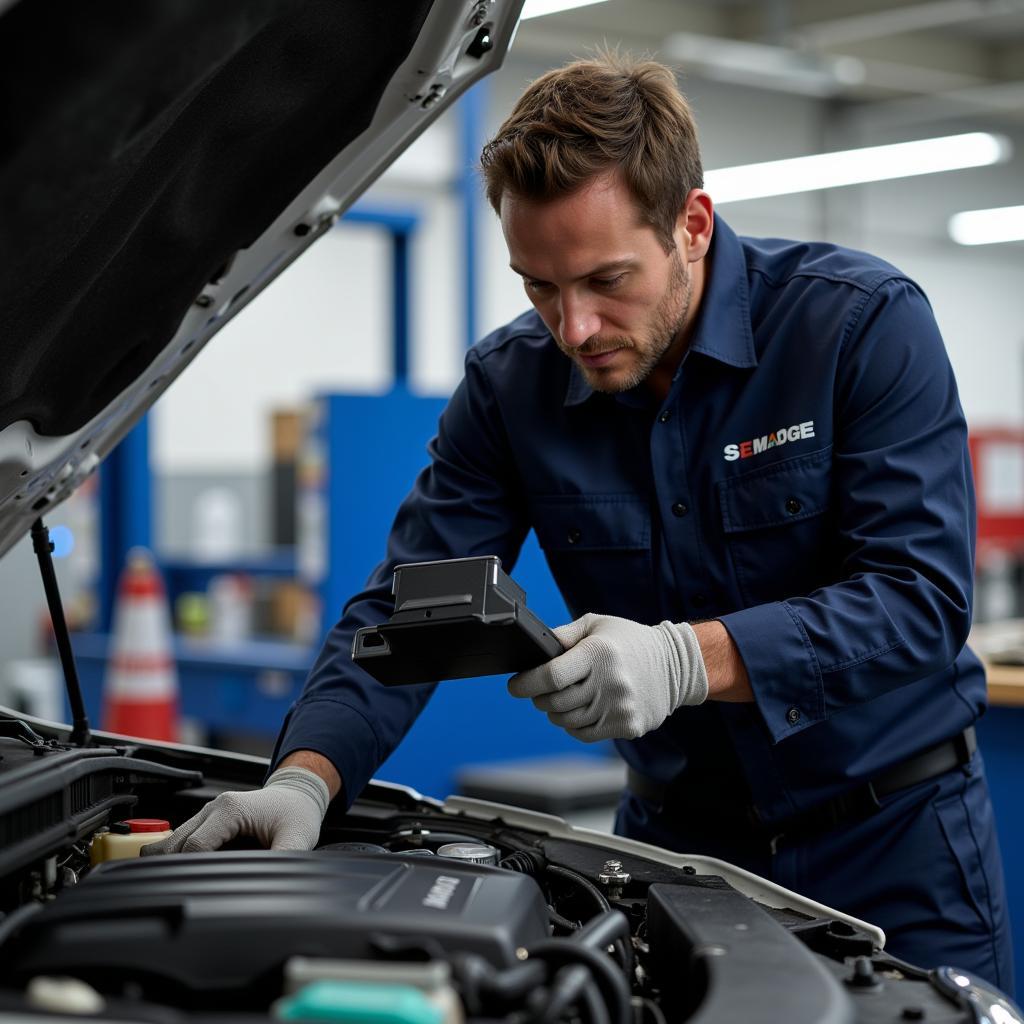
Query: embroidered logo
723 420 815 462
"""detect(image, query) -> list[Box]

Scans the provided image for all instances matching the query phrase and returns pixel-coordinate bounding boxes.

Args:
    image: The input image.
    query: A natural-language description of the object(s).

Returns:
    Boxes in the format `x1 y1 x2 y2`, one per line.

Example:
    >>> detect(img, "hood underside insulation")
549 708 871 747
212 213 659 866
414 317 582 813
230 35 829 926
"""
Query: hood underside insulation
0 0 433 437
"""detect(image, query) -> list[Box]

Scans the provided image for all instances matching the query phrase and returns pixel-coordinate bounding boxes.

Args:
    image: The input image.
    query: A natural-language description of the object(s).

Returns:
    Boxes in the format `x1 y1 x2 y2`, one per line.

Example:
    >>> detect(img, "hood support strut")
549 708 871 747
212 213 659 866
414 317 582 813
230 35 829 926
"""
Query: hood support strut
30 518 91 747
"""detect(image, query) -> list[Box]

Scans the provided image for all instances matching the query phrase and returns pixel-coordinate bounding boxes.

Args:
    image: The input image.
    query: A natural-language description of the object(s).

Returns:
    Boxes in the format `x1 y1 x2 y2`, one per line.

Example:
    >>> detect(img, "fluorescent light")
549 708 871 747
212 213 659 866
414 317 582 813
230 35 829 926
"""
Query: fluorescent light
949 205 1024 246
706 132 1011 205
519 0 611 18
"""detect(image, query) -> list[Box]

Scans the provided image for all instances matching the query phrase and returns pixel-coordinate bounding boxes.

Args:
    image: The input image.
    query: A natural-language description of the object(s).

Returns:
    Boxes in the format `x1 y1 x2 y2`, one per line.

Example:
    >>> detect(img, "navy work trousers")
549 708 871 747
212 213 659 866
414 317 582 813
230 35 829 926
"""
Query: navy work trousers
615 751 1015 996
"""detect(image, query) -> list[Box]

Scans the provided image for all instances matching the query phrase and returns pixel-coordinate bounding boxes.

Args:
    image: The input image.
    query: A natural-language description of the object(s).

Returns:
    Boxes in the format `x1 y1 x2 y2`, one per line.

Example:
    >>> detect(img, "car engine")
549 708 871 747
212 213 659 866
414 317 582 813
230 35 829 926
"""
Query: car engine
0 721 1018 1023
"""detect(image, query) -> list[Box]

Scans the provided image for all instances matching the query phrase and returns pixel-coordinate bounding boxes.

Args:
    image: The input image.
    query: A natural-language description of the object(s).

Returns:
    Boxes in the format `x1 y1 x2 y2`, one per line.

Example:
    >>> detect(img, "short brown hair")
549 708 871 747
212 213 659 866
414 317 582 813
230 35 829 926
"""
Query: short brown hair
480 52 703 250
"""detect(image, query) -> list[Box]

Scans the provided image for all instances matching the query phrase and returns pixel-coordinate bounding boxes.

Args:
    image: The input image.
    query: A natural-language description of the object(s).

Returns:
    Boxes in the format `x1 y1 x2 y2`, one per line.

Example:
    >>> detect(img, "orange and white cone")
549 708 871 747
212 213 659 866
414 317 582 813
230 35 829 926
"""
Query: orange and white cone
102 548 179 741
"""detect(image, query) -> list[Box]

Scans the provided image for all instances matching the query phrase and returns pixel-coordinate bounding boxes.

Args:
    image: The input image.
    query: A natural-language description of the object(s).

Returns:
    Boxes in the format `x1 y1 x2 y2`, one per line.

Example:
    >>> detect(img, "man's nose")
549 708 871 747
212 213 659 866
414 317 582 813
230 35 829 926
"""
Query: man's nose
559 295 601 350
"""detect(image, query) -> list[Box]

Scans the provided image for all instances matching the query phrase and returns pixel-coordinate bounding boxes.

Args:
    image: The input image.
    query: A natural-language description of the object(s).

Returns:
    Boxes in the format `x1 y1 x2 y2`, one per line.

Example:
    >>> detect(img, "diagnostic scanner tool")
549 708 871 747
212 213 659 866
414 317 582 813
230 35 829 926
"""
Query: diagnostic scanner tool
351 556 562 686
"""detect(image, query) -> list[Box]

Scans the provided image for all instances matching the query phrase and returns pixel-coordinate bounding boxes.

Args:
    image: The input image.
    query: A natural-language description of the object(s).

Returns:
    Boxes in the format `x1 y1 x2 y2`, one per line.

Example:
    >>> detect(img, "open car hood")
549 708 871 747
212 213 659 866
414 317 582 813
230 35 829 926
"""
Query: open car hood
0 0 521 558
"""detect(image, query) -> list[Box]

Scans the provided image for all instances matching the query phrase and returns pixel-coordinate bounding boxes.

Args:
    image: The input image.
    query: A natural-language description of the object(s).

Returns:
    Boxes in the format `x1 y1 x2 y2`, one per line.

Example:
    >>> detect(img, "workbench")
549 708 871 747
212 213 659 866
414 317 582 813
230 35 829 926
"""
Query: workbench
983 660 1024 705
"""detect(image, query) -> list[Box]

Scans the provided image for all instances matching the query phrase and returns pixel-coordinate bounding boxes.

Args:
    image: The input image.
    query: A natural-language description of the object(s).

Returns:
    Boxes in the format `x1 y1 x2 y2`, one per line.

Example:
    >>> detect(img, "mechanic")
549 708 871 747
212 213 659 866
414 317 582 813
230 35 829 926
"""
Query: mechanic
146 54 1013 992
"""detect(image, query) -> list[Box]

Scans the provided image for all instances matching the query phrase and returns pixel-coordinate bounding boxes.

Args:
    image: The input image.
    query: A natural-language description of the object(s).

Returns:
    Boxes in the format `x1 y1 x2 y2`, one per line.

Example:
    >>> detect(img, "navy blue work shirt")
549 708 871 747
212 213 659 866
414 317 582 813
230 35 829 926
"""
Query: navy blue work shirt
273 214 985 826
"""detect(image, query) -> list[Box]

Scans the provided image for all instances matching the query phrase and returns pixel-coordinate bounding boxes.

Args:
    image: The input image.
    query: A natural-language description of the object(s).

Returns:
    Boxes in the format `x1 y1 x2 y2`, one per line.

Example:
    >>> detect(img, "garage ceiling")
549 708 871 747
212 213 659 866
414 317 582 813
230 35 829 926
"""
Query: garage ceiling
513 0 1024 127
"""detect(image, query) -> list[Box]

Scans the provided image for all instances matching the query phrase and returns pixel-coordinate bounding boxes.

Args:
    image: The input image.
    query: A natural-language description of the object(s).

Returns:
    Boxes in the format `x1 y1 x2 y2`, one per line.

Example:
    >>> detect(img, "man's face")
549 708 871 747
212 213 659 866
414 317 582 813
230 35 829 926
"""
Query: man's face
501 171 695 394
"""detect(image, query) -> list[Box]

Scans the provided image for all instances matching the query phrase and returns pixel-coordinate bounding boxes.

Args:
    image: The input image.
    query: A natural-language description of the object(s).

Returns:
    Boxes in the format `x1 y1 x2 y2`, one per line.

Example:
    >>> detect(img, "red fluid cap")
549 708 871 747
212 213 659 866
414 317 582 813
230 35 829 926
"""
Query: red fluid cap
123 818 171 832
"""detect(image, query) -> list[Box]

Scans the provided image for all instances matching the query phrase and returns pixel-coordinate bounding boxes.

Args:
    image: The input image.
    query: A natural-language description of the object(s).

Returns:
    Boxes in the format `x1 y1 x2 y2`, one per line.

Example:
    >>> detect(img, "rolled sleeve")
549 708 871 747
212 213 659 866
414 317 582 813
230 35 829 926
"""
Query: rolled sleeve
720 600 824 742
270 697 382 800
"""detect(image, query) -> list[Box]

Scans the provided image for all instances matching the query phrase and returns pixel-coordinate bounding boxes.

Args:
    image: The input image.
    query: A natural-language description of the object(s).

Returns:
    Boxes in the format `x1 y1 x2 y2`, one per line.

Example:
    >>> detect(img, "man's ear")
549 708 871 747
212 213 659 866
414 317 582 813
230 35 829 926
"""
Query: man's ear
674 189 714 262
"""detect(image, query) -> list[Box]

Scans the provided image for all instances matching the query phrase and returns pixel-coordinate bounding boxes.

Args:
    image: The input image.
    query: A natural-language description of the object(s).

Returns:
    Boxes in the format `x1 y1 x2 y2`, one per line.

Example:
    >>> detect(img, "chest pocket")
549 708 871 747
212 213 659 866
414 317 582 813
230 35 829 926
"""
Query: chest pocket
530 496 657 622
717 445 836 607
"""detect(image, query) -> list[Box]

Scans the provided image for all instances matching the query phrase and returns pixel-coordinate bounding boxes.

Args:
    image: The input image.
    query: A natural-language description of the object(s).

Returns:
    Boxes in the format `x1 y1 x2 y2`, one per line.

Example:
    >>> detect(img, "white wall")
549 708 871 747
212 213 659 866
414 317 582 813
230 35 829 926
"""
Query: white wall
153 226 391 473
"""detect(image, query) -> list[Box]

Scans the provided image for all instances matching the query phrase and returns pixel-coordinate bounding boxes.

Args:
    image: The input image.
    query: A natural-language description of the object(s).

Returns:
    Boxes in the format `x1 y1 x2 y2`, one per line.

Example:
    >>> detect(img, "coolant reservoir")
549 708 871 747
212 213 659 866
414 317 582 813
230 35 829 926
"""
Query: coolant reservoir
90 818 172 864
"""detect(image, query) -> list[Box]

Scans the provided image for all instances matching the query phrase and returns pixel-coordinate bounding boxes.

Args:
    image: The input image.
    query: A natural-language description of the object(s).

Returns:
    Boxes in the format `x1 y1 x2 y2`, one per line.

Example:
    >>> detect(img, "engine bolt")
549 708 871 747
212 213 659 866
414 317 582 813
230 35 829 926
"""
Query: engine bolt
597 859 631 899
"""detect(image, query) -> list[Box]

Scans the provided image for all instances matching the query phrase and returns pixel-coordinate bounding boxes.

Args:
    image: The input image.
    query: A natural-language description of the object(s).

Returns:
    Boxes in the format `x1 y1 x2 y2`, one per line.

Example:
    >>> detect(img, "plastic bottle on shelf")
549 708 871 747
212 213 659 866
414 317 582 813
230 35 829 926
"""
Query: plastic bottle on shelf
207 573 254 644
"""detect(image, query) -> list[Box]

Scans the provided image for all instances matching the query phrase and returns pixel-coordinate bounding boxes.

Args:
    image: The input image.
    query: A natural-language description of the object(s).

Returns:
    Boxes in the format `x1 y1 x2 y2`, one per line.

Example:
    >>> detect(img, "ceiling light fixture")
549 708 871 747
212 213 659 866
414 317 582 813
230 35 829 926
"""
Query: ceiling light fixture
665 32 866 98
706 132 1011 205
519 0 611 19
949 205 1024 245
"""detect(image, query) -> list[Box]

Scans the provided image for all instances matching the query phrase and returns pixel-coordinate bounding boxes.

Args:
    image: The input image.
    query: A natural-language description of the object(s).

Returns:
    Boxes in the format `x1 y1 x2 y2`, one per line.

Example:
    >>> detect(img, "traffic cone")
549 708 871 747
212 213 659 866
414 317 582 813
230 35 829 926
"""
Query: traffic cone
102 548 179 741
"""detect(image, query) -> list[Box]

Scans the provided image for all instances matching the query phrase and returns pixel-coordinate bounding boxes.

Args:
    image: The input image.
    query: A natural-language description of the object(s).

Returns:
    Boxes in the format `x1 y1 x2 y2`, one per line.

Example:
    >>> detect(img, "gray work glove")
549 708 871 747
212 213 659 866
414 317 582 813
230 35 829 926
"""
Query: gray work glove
508 613 709 742
140 766 330 854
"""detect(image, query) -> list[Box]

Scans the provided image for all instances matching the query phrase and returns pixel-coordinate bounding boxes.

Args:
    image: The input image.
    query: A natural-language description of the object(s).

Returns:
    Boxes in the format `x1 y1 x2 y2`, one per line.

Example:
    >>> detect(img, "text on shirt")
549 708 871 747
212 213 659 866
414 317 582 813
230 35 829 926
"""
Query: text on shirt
723 420 816 462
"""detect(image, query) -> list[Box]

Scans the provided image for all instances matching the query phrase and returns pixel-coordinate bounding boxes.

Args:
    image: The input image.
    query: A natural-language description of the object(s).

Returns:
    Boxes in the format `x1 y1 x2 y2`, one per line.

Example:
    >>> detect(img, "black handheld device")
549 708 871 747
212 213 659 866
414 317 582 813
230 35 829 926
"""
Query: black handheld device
351 556 562 686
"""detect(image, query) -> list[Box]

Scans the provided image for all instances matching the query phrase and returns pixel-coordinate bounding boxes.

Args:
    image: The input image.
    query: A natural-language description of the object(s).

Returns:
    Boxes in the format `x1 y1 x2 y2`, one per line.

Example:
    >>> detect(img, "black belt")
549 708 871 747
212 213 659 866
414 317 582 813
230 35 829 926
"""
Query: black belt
626 726 976 852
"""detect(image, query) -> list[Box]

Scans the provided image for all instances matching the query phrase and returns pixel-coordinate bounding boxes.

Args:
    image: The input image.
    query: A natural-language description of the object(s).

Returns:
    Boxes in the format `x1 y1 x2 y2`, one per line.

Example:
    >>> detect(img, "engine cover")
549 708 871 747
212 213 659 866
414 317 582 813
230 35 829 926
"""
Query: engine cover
2 851 550 1006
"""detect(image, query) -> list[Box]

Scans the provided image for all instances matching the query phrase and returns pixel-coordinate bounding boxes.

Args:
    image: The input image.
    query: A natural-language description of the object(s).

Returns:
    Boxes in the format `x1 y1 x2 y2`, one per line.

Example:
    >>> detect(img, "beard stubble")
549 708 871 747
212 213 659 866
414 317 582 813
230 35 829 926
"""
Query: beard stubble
575 252 693 394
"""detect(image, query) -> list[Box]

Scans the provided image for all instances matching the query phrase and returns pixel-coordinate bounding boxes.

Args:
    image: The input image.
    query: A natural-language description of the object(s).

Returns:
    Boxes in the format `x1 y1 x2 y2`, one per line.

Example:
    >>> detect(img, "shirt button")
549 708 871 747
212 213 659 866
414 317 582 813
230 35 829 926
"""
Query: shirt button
671 502 688 517
567 527 581 545
692 593 707 608
785 497 802 515
786 707 801 725
658 410 671 423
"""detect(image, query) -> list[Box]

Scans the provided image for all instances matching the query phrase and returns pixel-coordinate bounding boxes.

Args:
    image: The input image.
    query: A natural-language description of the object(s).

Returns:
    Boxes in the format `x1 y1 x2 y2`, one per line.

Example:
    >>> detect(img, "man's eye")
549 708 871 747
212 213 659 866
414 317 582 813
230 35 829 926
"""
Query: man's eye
592 274 625 289
525 279 552 293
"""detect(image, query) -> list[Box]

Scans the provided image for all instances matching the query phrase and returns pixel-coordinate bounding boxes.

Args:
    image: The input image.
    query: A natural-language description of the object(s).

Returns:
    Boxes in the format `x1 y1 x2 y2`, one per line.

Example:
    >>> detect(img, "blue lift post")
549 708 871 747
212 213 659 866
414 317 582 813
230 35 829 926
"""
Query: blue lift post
98 416 152 631
341 205 419 388
309 202 423 632
459 80 488 352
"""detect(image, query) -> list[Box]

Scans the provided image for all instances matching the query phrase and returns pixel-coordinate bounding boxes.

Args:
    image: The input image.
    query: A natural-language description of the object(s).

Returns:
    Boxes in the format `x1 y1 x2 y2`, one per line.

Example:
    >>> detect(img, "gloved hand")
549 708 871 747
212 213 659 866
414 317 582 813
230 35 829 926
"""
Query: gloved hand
140 766 330 855
508 613 709 742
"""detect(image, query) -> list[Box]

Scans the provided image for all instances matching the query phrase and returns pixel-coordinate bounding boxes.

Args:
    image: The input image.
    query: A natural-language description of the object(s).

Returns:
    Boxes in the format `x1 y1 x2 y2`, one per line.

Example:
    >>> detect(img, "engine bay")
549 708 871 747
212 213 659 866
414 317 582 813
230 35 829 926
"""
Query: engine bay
0 721 1016 1023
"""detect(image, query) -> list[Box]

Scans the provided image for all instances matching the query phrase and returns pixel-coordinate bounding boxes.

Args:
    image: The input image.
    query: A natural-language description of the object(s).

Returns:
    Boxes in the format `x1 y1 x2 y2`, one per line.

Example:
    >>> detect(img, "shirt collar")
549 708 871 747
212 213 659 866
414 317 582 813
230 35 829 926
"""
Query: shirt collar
563 213 757 408
686 215 757 369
